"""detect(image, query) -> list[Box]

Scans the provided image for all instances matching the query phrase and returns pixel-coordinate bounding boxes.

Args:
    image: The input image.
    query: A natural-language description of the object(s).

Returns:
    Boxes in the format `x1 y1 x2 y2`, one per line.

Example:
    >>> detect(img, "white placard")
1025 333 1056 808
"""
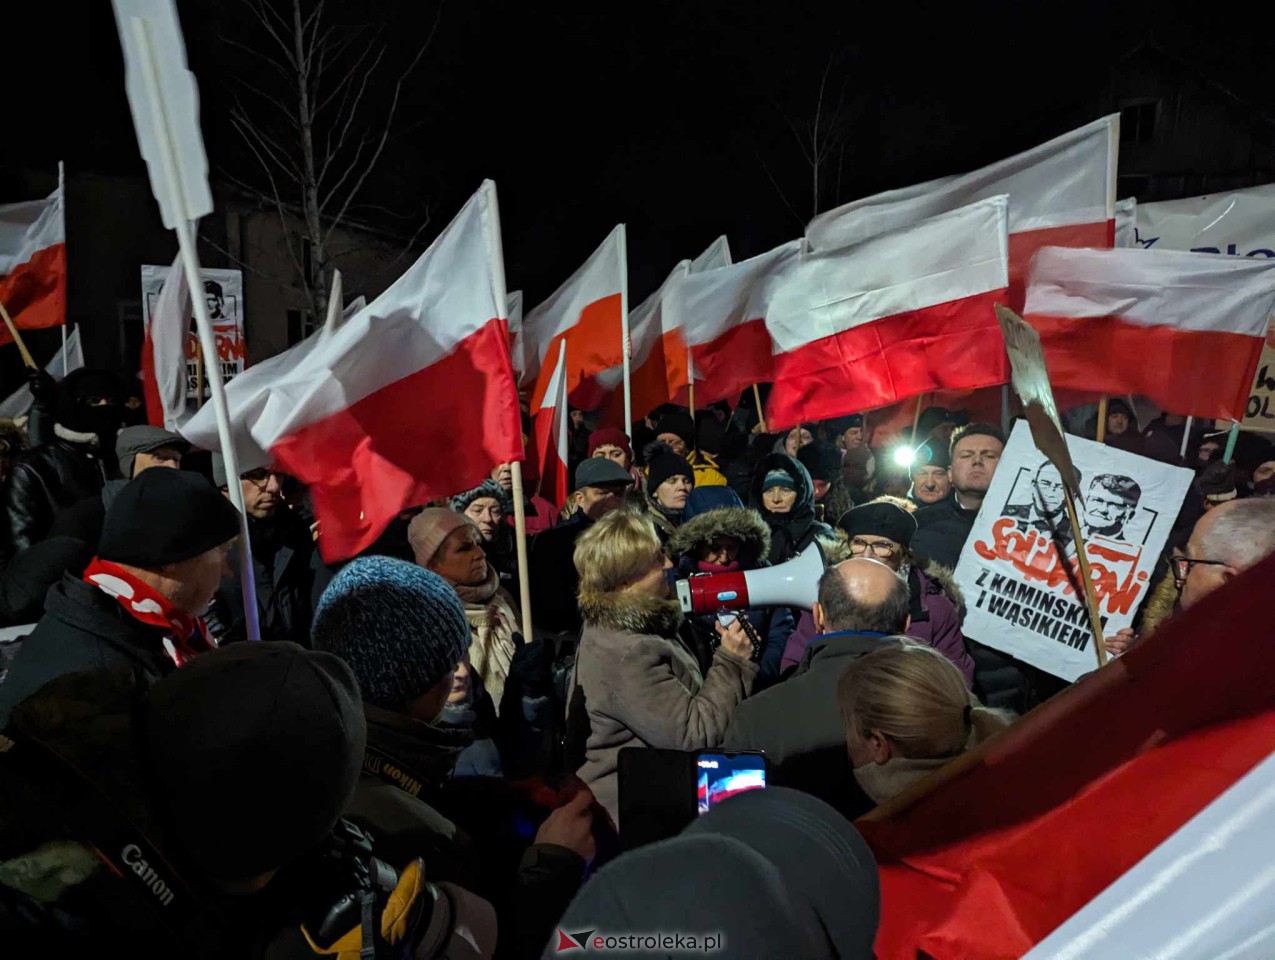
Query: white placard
140 264 244 399
954 421 1192 680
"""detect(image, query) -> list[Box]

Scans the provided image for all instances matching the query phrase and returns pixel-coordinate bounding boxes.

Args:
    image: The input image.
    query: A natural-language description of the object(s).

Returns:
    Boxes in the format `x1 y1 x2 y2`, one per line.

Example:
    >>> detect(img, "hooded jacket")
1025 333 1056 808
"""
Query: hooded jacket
749 452 833 565
667 505 795 686
571 588 756 825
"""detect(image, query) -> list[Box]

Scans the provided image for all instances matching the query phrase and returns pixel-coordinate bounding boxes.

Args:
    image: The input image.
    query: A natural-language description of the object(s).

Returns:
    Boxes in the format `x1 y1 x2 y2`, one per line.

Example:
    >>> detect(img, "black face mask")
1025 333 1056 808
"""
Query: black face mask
76 404 125 448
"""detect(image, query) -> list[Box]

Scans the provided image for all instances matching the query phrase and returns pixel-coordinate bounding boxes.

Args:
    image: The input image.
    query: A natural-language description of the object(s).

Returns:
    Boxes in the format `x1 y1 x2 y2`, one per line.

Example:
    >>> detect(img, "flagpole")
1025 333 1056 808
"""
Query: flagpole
130 15 259 641
911 393 926 442
619 224 632 435
0 301 37 369
510 460 534 644
1095 397 1109 443
753 384 768 434
59 163 67 370
1180 415 1194 460
1222 420 1241 463
1062 489 1110 668
687 346 695 418
1000 383 1011 435
194 339 205 408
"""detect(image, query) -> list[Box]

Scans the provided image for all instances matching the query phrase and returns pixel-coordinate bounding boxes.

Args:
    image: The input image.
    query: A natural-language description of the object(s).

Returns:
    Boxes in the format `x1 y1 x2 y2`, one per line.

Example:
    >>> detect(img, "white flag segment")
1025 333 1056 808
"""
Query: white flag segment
246 180 521 561
524 225 625 409
1113 196 1138 248
506 289 526 380
111 0 212 228
690 234 732 273
532 341 571 508
0 180 66 343
0 328 82 419
141 253 191 431
661 240 802 406
766 196 1010 427
1024 245 1275 421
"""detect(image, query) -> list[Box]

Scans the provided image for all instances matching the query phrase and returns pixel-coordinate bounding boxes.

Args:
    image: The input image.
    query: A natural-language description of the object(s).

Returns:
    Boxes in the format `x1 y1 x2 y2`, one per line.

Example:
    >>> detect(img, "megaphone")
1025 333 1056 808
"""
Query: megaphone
676 540 826 615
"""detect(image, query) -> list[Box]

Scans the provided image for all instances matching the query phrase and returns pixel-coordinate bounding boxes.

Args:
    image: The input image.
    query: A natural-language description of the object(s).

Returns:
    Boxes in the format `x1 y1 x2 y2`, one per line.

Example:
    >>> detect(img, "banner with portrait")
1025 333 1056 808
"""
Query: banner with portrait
141 265 245 400
953 422 1192 681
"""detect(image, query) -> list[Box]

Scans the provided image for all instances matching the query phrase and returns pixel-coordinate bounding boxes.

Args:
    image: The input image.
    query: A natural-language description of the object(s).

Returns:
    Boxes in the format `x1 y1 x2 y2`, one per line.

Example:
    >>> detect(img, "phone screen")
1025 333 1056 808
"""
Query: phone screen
696 752 766 815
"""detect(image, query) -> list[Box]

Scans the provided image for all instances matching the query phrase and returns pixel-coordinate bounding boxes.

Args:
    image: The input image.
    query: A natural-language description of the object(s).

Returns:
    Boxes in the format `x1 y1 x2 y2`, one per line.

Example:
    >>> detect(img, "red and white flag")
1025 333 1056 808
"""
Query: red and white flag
662 239 803 408
141 252 191 431
806 116 1118 307
1024 245 1275 421
766 196 1010 428
533 340 571 508
525 225 626 411
0 176 66 345
241 180 522 562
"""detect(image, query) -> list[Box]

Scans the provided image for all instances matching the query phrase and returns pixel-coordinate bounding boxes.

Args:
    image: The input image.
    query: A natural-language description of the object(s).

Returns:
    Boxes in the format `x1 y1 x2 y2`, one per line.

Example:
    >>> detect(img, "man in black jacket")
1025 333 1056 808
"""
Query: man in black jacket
0 469 239 725
723 557 909 818
911 422 1005 570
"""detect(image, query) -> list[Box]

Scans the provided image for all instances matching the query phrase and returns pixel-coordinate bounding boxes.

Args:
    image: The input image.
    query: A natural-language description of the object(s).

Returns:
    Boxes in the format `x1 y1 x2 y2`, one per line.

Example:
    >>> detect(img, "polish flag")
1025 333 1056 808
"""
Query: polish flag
806 115 1118 308
662 239 803 408
0 177 67 345
766 196 1010 429
506 289 526 381
0 328 83 419
525 225 626 411
238 181 522 562
1024 245 1275 421
141 253 191 431
533 340 571 508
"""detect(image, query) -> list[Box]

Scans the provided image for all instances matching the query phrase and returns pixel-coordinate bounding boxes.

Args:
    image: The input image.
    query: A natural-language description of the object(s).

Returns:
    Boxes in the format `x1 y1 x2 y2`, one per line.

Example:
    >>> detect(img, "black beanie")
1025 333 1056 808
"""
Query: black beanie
839 501 918 548
798 440 842 483
655 409 696 450
98 468 241 567
143 642 367 881
644 440 695 491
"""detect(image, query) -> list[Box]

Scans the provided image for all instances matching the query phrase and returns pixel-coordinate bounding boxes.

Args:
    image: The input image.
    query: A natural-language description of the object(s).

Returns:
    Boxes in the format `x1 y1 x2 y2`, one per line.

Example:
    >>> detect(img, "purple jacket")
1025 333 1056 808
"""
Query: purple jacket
781 562 975 688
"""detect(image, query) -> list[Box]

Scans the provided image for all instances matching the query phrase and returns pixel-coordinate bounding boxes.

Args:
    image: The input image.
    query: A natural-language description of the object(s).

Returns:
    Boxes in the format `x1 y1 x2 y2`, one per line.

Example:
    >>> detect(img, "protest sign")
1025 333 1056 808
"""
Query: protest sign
953 421 1192 680
141 264 244 399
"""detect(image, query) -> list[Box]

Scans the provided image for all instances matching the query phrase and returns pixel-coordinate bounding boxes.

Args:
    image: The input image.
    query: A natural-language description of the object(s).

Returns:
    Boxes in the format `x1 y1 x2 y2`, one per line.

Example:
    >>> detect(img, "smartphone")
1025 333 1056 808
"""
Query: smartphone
715 610 738 628
695 750 766 815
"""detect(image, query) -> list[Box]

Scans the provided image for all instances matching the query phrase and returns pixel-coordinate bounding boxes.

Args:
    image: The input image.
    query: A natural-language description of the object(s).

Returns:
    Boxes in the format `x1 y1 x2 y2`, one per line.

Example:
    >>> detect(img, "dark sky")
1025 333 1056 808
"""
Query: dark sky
5 0 1273 307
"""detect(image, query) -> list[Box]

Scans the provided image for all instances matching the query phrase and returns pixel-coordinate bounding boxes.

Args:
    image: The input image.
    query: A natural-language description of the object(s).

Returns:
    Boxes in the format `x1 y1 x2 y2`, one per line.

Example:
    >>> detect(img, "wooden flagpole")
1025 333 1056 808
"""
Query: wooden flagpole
687 346 696 418
0 301 38 369
753 384 768 434
1095 397 1109 443
1062 489 1110 667
911 392 927 443
510 460 534 643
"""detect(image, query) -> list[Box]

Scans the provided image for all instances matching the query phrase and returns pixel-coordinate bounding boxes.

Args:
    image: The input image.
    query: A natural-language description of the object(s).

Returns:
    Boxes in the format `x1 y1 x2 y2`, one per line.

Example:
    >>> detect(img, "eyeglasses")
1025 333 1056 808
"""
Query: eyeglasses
242 469 280 488
849 538 898 558
1168 554 1228 589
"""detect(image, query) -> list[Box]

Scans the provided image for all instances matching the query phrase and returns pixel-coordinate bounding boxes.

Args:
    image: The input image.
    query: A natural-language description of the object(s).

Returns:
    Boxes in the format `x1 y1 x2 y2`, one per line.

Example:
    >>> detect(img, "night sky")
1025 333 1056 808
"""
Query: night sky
5 1 1273 308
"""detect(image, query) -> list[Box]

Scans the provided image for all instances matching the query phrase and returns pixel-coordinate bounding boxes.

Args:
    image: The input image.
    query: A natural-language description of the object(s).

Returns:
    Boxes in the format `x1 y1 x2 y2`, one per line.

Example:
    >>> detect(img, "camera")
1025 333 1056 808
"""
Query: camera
296 819 400 952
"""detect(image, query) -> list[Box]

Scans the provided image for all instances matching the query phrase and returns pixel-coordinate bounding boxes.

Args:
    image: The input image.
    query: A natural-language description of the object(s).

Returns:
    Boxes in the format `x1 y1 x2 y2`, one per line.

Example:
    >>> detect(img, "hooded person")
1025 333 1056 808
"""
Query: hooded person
749 452 832 566
781 500 975 687
1 369 125 563
451 479 519 599
552 788 879 960
666 487 795 687
408 508 523 714
0 468 240 725
1100 398 1145 455
798 439 850 522
642 441 695 541
312 556 588 954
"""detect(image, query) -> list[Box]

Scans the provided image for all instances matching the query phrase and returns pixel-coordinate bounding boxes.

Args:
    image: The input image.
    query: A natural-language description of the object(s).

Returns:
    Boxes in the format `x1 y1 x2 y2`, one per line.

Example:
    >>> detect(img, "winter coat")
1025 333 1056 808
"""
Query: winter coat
571 589 757 825
0 434 111 564
749 452 833 565
910 497 981 570
527 512 593 638
0 575 176 726
821 474 860 528
723 630 894 817
0 536 91 626
46 477 128 550
780 561 974 687
689 450 727 487
666 505 795 687
209 509 315 647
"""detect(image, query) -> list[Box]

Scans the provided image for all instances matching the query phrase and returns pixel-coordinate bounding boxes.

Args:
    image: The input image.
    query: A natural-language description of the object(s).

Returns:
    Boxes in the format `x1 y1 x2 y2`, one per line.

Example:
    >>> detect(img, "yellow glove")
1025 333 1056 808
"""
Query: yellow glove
301 858 427 957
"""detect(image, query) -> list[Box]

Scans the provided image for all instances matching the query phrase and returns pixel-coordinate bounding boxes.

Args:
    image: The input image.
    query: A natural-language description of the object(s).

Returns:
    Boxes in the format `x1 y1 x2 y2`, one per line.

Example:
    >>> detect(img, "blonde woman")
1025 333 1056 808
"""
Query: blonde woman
572 507 758 825
838 641 1011 806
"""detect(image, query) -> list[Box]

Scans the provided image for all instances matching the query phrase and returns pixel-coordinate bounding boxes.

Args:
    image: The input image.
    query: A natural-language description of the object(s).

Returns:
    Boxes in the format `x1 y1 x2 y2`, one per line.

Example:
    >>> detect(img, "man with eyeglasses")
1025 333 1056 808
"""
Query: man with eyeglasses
208 454 315 645
911 423 1006 570
1106 497 1275 655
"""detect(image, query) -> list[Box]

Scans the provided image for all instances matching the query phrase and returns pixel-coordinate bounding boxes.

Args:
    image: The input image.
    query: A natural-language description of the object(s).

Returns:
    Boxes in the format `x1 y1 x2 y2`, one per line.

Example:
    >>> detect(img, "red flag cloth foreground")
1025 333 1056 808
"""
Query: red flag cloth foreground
253 181 521 562
1025 246 1275 422
859 551 1275 960
525 225 626 411
766 197 1010 430
533 341 570 509
0 180 66 345
806 115 1117 310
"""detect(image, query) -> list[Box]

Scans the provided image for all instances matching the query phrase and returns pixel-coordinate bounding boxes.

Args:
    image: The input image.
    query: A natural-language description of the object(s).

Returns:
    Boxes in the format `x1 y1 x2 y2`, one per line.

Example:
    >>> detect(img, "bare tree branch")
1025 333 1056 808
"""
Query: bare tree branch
755 149 805 229
240 0 297 68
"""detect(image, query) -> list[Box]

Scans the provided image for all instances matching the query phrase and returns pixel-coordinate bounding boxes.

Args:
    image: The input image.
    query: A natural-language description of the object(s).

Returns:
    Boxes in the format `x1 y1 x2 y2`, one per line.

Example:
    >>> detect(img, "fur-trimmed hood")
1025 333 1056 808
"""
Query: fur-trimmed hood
578 588 684 638
666 506 772 568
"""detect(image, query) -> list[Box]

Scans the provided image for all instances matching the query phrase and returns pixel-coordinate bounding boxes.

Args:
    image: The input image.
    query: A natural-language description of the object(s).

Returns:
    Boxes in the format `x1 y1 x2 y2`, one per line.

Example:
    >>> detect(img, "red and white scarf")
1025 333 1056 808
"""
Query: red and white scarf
83 557 217 668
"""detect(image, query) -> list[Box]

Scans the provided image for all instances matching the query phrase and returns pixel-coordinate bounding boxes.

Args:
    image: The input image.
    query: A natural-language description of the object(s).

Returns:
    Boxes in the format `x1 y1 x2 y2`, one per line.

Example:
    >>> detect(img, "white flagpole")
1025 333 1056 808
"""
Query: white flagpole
619 223 632 435
1179 415 1194 460
129 15 260 641
318 268 343 344
59 162 68 366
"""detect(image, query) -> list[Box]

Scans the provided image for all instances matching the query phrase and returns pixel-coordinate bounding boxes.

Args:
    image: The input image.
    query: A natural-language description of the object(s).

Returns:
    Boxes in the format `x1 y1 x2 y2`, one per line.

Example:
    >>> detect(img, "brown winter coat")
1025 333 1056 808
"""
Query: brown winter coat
571 588 757 825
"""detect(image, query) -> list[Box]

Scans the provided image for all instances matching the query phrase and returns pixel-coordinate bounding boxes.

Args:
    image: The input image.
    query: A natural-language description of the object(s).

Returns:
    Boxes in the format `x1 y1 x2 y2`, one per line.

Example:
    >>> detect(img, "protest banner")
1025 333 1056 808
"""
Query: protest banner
1137 183 1275 434
141 264 245 400
953 421 1191 681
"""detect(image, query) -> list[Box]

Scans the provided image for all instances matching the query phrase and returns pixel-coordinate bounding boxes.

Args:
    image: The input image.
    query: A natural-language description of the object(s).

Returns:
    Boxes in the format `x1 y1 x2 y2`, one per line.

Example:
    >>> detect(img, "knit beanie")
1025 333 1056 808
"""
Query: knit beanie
143 642 367 881
312 556 471 710
913 440 951 471
587 426 633 461
1198 461 1238 503
98 468 241 567
798 440 842 483
644 440 695 491
407 507 471 569
450 479 511 517
763 469 796 492
655 409 696 450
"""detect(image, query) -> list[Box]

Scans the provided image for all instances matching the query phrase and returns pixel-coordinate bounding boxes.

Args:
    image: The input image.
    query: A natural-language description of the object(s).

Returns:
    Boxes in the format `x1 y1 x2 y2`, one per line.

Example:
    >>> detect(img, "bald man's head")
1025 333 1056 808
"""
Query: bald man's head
1182 496 1275 610
814 557 911 635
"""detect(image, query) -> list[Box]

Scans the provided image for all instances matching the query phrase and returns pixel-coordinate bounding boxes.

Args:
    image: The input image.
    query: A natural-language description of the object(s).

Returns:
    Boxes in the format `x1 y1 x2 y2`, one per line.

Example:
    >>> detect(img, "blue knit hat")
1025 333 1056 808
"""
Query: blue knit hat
312 556 471 709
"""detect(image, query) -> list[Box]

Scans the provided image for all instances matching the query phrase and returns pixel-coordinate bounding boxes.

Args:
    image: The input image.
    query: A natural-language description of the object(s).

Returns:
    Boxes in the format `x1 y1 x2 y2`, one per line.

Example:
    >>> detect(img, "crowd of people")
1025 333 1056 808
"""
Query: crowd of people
1 366 1273 957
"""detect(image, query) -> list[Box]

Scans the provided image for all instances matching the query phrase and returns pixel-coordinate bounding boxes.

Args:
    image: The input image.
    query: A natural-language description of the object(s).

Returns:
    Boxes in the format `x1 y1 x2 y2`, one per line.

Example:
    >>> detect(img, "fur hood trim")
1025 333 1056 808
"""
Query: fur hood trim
666 506 771 565
578 588 684 638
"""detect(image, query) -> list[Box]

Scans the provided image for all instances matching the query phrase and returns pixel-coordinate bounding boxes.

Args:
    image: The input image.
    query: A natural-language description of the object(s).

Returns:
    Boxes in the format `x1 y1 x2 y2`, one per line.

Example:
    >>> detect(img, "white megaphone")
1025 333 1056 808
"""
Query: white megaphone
676 540 826 615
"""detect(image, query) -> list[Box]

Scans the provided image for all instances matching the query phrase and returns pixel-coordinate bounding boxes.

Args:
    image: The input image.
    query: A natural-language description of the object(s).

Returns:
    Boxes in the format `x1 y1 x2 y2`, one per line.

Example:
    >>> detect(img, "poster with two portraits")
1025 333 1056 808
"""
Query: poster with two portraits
953 422 1191 681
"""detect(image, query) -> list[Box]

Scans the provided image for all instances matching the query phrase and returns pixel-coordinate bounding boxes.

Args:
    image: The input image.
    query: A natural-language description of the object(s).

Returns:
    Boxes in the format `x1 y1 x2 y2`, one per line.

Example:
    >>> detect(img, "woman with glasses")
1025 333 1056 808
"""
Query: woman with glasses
780 499 975 687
